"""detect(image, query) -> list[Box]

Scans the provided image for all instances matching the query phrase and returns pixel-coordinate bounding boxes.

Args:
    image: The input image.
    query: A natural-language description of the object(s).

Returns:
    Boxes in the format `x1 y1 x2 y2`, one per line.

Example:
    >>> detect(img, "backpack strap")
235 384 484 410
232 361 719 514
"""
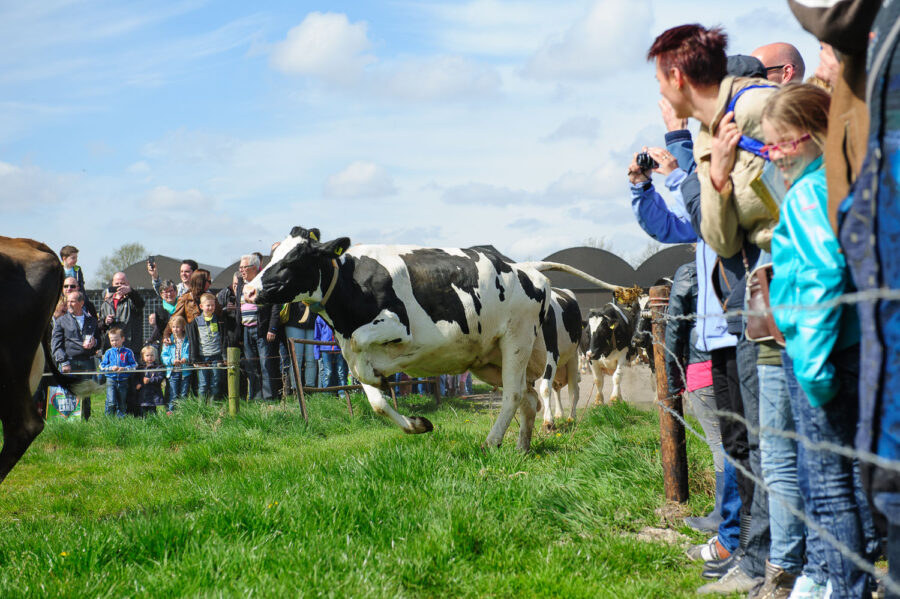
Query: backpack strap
725 84 777 159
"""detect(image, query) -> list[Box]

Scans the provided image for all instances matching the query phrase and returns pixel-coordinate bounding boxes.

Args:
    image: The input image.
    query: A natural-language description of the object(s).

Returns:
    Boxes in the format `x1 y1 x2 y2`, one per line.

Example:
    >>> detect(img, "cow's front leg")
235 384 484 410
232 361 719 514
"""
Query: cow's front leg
360 383 433 434
609 358 625 403
589 360 605 406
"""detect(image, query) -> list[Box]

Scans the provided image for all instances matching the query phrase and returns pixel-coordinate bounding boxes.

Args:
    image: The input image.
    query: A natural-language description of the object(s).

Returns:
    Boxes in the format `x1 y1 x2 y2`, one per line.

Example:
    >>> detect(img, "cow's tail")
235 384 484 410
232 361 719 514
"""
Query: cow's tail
521 262 624 292
40 329 104 398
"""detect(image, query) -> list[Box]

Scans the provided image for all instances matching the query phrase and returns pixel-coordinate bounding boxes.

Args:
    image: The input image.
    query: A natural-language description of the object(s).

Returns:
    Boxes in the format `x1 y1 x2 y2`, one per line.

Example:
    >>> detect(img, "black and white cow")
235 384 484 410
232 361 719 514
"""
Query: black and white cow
584 296 648 405
244 228 557 451
538 288 583 430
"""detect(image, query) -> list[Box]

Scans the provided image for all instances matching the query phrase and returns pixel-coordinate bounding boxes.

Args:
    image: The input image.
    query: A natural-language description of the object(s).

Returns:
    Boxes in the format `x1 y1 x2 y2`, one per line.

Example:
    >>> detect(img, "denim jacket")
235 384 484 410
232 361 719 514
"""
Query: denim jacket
771 157 859 406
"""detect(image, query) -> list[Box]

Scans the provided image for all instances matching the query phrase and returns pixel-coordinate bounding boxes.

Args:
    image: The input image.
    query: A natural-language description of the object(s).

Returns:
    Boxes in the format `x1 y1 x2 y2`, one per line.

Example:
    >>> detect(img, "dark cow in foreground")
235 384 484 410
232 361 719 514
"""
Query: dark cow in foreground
584 295 650 405
0 237 99 483
244 228 622 451
538 288 583 429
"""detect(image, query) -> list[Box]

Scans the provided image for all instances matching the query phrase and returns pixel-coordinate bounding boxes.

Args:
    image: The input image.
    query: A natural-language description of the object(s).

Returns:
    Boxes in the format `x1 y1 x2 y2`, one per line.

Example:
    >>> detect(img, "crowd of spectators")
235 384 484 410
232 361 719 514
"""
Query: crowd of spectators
632 3 900 596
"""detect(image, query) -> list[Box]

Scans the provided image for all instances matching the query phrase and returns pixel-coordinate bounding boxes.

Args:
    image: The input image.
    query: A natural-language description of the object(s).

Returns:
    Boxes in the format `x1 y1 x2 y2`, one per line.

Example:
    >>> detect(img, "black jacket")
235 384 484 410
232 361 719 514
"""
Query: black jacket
665 262 711 396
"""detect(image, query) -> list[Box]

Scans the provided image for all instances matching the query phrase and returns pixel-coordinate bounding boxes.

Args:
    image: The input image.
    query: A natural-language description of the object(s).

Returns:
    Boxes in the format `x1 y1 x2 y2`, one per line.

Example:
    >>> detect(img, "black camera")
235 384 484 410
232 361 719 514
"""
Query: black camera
147 255 155 268
636 151 659 171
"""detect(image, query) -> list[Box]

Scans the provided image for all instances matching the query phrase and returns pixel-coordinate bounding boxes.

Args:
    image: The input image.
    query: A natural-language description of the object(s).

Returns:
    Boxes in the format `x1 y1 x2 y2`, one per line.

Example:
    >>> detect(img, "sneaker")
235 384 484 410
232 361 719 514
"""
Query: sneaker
787 575 828 599
697 564 763 595
687 536 727 561
753 561 798 599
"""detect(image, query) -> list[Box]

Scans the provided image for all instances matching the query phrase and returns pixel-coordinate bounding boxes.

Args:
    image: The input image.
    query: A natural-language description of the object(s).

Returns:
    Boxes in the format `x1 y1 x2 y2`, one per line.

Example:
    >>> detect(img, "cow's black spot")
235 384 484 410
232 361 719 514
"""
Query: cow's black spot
555 290 583 345
324 256 411 340
495 276 505 301
477 322 482 334
541 304 559 365
465 246 513 274
400 249 483 335
517 270 546 305
543 364 553 380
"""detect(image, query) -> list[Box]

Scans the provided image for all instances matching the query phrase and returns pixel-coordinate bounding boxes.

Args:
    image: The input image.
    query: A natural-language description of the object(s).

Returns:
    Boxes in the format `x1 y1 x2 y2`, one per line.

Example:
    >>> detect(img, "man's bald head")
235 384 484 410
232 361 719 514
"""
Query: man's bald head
751 42 805 83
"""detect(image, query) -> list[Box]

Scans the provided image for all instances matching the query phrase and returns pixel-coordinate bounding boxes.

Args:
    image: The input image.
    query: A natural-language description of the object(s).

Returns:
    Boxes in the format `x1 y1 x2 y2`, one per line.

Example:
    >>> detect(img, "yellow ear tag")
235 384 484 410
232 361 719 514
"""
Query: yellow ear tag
309 232 318 241
609 323 616 330
335 247 343 256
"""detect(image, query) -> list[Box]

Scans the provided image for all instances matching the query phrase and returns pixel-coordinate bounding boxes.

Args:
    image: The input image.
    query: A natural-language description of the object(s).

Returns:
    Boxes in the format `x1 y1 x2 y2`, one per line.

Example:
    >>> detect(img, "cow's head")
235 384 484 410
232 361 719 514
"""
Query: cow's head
243 227 349 305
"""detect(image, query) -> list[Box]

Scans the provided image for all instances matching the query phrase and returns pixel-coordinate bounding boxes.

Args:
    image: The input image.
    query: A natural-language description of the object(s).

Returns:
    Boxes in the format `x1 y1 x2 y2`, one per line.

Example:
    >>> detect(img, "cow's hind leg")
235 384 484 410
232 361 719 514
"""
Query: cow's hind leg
0 348 45 483
565 357 580 421
360 383 433 434
539 378 555 432
517 387 539 452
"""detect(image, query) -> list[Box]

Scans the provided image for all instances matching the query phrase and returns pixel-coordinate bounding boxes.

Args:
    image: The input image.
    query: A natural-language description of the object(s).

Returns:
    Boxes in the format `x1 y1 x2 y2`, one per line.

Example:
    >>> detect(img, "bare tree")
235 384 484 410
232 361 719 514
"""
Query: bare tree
93 242 147 287
582 236 612 251
630 240 663 268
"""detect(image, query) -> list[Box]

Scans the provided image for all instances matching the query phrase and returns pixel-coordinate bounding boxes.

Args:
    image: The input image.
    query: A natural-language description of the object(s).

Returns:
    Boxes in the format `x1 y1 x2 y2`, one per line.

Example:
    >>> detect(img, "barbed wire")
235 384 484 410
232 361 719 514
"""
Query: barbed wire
655 396 898 595
625 304 897 593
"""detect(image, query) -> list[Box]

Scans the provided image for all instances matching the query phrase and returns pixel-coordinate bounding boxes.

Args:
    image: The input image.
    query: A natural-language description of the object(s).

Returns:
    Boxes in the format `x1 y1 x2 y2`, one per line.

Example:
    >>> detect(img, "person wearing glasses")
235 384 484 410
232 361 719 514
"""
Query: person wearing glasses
751 42 806 84
62 276 99 319
51 290 99 420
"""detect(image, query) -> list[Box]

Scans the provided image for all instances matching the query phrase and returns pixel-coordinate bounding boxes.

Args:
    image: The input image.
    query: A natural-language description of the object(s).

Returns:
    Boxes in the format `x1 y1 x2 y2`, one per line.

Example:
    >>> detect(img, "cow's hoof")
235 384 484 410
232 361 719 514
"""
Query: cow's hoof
407 416 433 434
592 399 604 407
541 420 555 433
609 396 622 404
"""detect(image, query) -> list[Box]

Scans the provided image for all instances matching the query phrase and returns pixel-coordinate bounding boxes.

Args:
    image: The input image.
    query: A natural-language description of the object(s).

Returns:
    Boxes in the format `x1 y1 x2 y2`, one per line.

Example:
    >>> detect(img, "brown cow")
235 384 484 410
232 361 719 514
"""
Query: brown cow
0 236 98 483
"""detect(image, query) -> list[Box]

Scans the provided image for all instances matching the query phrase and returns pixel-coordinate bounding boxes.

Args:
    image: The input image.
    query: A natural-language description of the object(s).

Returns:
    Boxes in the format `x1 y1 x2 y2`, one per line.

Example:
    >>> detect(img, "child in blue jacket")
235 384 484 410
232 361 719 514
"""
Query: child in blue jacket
99 327 137 417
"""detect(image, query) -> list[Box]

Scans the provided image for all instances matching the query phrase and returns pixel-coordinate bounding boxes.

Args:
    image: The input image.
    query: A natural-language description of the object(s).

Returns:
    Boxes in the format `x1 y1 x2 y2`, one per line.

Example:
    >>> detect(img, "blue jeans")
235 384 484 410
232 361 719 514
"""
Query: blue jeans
285 326 317 388
319 352 348 395
736 336 770 578
168 370 191 410
718 459 742 553
196 355 223 399
105 378 129 417
784 348 875 598
244 326 277 399
757 362 805 572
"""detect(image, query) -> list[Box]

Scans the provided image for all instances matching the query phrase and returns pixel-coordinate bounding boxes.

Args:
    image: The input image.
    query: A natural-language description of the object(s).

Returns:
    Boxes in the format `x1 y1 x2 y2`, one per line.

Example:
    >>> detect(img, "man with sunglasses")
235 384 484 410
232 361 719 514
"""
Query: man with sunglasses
63 276 99 319
51 290 99 419
751 42 806 84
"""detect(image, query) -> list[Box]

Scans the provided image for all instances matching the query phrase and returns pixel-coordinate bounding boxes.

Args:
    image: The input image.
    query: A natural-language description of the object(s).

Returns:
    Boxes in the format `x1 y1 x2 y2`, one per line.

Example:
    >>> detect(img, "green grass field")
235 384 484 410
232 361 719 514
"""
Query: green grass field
0 393 721 598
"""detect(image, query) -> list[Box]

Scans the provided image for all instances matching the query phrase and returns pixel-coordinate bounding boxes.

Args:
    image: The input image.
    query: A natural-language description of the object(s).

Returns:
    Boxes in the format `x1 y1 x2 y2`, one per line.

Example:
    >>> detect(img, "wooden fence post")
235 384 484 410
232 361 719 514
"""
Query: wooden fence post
649 284 688 503
227 346 240 416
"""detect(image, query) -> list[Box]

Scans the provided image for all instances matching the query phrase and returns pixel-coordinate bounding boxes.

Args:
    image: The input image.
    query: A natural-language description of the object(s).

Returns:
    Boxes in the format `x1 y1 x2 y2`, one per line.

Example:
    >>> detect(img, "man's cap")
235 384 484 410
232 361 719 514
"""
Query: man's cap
726 54 766 78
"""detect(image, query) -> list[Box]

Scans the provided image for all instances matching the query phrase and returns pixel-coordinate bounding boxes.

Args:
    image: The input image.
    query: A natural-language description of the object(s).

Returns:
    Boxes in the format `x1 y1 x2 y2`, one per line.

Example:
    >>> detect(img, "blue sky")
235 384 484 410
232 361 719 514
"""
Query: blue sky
2 0 821 284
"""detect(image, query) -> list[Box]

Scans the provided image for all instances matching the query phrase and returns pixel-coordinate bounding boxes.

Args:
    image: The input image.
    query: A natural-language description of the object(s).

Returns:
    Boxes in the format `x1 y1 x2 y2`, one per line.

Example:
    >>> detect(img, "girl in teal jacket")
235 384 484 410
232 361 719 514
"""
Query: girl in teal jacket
762 83 876 598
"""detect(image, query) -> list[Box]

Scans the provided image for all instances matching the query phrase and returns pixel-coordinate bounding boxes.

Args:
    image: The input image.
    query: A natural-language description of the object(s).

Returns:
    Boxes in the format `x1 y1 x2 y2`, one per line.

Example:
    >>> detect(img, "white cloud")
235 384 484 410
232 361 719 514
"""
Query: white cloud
127 161 151 174
0 161 80 212
145 185 208 209
524 0 653 81
442 182 537 205
380 55 501 101
324 161 397 198
542 115 600 142
270 12 375 86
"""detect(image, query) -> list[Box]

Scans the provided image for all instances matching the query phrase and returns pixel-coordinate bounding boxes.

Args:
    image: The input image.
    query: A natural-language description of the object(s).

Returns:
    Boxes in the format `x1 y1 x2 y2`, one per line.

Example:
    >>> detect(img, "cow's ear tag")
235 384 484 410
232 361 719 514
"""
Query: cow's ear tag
309 232 318 241
334 247 343 256
609 323 616 329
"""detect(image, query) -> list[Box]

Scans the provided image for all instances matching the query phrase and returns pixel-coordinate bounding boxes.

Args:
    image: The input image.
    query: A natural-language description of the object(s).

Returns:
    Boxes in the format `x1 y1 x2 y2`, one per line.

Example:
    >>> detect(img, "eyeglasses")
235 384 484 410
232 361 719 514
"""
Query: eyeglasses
63 284 78 289
765 64 786 72
760 133 811 159
238 265 254 271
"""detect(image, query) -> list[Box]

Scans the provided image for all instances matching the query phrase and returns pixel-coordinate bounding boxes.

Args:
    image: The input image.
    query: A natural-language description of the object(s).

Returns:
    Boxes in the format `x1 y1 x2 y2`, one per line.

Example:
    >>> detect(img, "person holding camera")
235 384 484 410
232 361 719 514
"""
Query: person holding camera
98 272 145 358
147 257 197 298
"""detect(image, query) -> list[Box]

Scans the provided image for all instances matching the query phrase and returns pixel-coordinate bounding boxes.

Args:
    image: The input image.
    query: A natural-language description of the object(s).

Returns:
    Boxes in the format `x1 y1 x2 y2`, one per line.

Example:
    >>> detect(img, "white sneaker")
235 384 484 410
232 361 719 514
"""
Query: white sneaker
686 535 720 561
787 574 828 599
